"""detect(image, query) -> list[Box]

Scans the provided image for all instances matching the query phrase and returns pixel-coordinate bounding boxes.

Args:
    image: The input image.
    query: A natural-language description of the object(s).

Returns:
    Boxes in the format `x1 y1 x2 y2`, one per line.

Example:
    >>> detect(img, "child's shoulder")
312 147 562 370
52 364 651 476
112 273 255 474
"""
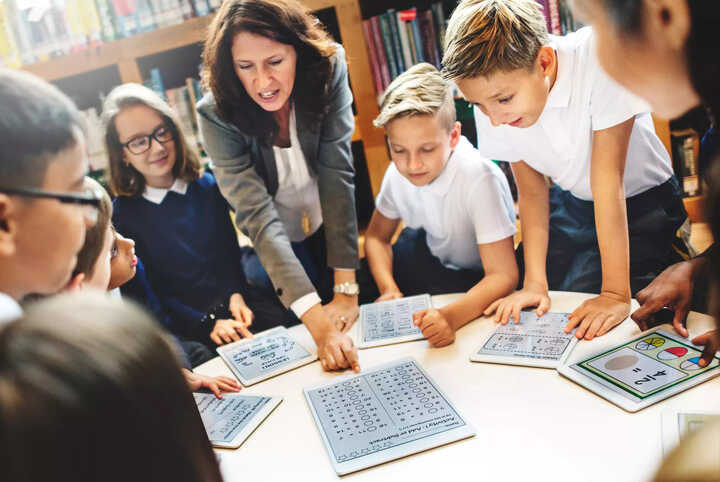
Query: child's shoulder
454 137 505 180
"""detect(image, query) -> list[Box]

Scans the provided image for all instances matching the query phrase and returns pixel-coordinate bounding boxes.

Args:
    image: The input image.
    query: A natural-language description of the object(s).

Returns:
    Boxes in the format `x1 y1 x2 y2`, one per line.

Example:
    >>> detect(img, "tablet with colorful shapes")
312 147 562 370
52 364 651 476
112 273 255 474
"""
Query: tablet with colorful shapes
558 328 720 412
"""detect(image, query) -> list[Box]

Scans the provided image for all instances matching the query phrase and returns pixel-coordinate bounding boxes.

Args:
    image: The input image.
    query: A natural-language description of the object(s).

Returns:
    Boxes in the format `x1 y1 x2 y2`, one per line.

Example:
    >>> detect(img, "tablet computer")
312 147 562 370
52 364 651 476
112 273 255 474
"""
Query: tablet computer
357 294 431 349
304 357 475 475
194 393 282 449
558 328 720 412
217 326 317 386
470 311 578 368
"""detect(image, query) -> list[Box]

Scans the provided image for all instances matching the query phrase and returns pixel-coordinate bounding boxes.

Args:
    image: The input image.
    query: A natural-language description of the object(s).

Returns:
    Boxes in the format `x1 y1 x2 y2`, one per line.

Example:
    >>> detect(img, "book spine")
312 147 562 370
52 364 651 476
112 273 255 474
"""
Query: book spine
419 10 440 69
362 19 384 95
369 16 391 91
377 13 398 80
405 20 417 65
385 11 404 74
409 18 424 63
395 11 413 70
0 1 22 67
431 2 446 54
548 0 561 35
149 68 166 99
94 0 118 42
535 0 551 33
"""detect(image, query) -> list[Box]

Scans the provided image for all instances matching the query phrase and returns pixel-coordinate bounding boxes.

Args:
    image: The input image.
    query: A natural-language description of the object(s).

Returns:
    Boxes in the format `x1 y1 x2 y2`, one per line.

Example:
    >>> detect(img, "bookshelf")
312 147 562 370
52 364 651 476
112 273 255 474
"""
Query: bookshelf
19 0 390 196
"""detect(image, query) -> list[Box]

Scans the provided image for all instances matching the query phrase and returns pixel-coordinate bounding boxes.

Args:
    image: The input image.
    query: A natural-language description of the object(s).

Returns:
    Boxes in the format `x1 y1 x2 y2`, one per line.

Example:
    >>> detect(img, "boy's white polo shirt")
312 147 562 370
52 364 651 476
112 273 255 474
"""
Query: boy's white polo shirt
474 26 673 201
375 136 516 271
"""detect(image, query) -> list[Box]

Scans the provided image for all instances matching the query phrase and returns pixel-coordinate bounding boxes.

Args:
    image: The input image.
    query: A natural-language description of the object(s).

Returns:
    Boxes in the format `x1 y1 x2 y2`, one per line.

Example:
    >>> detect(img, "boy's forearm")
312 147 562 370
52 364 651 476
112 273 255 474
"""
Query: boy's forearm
594 175 631 300
440 271 517 330
518 193 550 288
365 237 400 293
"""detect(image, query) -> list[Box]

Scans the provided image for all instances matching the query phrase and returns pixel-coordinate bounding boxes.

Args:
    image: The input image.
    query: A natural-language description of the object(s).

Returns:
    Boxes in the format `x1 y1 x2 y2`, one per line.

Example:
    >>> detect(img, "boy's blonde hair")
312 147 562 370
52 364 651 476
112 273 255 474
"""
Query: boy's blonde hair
373 63 456 131
442 0 549 81
73 177 113 280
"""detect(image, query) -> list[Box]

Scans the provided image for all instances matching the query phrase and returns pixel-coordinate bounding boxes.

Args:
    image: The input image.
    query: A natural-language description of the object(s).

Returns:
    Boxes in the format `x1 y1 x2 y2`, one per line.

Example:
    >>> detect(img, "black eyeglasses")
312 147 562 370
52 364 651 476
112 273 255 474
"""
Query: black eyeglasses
121 125 173 155
0 186 103 225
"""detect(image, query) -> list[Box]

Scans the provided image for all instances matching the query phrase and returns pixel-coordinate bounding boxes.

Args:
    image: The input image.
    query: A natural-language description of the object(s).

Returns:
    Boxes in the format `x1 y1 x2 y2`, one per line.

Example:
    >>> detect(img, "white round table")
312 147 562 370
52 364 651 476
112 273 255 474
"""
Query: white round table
194 291 719 482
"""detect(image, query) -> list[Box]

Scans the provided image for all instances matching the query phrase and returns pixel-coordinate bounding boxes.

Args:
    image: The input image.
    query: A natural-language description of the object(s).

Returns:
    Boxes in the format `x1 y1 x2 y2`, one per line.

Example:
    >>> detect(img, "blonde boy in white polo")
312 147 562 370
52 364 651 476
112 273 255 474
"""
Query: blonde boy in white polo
443 0 688 341
363 63 518 347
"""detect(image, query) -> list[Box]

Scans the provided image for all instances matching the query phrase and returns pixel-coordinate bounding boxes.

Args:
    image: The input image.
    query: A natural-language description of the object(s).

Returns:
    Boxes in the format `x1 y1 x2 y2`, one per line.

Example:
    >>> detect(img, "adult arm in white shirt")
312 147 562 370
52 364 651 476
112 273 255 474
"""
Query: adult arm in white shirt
484 160 552 324
564 117 634 340
414 236 518 347
364 210 404 301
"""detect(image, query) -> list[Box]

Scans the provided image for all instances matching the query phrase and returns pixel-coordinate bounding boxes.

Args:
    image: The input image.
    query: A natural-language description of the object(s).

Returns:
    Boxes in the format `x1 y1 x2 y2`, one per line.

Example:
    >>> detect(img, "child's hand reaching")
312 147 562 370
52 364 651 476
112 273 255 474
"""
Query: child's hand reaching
229 292 253 327
413 308 456 347
693 329 720 367
565 292 630 340
182 369 241 399
484 281 551 325
210 318 253 345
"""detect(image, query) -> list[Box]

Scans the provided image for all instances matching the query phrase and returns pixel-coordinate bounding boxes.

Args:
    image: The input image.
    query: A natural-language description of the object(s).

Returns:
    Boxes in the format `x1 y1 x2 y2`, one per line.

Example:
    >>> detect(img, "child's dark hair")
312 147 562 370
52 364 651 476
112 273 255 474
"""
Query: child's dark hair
0 292 223 482
73 177 113 280
0 69 86 189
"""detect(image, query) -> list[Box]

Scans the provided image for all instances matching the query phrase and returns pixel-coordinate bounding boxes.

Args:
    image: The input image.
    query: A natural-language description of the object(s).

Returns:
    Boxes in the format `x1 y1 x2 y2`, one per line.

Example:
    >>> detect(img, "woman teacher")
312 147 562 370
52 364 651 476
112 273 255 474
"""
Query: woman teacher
198 0 360 372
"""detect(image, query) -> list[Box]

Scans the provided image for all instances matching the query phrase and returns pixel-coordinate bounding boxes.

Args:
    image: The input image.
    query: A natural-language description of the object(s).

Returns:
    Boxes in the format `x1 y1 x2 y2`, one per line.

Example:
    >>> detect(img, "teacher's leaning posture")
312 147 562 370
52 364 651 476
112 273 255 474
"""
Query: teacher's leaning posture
197 0 360 372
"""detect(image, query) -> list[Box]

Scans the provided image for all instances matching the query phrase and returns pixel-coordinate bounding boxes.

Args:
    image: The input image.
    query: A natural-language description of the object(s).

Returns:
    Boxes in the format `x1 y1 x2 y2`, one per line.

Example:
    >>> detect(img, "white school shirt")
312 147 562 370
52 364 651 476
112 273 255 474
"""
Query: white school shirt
272 106 323 243
375 136 517 271
0 292 22 326
474 27 673 201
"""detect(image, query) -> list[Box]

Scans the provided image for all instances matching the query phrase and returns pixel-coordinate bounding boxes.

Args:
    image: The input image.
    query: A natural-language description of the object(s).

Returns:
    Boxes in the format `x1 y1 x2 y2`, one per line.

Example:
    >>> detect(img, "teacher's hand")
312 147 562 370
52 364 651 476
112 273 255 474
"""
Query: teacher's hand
302 304 360 373
324 294 359 333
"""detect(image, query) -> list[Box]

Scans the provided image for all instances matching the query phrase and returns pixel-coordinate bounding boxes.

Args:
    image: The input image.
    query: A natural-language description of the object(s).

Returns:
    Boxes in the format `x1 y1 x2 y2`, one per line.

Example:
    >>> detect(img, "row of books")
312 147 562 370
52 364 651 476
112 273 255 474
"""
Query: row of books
536 0 578 36
361 0 578 97
361 4 447 97
0 0 220 68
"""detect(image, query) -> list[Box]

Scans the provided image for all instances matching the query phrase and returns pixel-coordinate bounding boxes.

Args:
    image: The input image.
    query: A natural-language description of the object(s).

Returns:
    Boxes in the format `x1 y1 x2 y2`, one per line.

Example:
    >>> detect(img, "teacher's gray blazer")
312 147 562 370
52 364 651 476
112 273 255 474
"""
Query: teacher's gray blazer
196 44 359 308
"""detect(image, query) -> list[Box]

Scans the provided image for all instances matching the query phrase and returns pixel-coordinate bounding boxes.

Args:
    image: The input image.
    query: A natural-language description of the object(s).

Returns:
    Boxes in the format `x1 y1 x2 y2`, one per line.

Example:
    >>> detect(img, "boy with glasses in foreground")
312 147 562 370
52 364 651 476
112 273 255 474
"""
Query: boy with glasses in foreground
0 68 101 322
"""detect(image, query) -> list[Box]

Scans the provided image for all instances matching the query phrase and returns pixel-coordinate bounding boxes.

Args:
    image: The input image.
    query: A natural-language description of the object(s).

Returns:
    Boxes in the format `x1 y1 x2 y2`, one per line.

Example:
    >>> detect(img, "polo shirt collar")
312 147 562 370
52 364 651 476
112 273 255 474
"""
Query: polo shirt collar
422 137 468 196
142 178 188 204
0 292 22 325
545 35 573 109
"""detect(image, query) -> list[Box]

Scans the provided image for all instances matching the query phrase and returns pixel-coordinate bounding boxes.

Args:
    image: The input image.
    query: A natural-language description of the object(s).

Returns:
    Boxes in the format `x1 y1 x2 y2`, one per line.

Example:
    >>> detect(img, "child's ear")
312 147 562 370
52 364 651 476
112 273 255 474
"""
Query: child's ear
64 273 85 292
449 121 462 149
537 45 556 78
0 194 19 257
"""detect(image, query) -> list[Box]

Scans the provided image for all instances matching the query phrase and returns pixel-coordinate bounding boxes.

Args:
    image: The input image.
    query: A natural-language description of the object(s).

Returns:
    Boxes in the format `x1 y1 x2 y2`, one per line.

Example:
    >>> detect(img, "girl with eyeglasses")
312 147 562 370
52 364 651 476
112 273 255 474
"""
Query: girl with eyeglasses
102 83 295 366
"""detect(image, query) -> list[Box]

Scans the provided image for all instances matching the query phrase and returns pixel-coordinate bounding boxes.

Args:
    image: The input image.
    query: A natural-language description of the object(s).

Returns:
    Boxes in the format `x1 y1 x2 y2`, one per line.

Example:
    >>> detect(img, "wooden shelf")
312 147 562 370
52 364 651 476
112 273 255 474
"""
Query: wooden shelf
21 0 390 195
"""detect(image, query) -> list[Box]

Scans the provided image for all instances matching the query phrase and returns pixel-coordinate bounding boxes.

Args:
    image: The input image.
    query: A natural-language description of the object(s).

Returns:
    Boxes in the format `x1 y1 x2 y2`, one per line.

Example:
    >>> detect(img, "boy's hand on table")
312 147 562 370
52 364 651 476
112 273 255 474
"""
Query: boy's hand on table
210 318 253 345
413 308 455 347
183 369 241 399
631 260 697 337
229 292 254 328
376 290 404 302
692 330 720 367
484 282 551 325
566 292 630 340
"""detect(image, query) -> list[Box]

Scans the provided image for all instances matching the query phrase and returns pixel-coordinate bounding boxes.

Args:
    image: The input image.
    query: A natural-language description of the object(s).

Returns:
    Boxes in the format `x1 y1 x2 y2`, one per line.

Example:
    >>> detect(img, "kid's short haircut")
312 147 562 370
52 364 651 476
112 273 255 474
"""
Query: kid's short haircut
373 63 456 131
0 69 86 189
73 177 113 280
442 0 549 81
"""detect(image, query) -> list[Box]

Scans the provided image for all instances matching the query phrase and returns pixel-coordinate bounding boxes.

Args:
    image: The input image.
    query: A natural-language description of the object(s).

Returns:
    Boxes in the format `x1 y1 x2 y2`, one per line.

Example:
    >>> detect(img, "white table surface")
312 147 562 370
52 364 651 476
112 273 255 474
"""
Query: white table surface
194 291 719 482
